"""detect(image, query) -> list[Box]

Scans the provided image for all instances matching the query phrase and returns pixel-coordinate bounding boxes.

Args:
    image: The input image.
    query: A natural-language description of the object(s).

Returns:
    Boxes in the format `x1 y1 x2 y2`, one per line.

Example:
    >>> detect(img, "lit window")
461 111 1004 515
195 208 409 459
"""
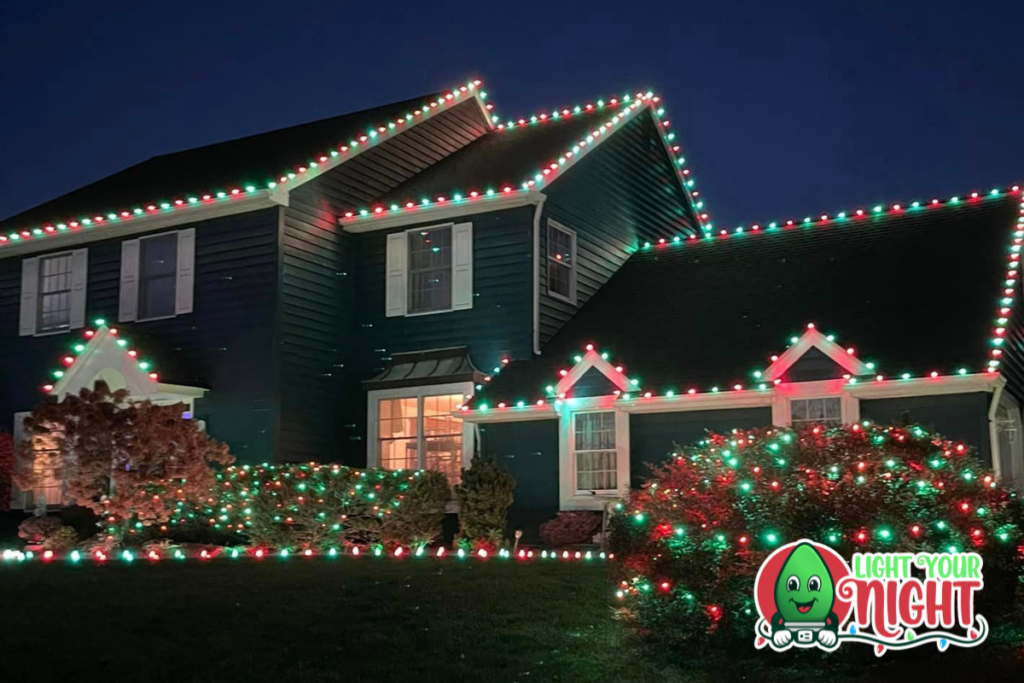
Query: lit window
407 227 452 314
790 397 842 428
574 412 617 492
138 233 178 320
547 222 576 302
27 425 64 509
38 254 73 332
378 392 465 484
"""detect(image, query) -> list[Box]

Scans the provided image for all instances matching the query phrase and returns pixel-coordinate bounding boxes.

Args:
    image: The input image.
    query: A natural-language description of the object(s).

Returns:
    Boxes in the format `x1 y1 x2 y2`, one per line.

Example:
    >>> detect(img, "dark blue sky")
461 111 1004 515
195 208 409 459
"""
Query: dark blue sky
2 0 1020 229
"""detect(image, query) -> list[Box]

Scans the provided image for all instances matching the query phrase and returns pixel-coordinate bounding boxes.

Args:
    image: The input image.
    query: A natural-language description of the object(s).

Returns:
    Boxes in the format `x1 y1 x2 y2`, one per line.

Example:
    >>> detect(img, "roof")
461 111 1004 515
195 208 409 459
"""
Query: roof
0 84 475 234
364 347 483 390
470 189 1022 406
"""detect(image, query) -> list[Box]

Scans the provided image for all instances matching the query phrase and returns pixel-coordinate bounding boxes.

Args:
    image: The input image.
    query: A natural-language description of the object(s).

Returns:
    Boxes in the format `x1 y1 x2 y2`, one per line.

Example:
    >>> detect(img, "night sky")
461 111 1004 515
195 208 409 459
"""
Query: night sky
2 0 1021 230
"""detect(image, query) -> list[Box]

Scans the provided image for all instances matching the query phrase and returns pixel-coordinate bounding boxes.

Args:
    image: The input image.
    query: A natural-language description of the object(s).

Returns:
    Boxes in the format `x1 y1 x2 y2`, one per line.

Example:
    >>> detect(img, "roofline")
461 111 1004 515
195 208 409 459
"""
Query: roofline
340 190 546 232
337 91 708 231
0 80 490 257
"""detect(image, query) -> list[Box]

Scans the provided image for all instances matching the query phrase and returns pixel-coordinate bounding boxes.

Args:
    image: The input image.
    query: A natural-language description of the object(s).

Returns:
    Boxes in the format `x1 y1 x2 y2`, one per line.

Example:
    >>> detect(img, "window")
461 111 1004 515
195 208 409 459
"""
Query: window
407 227 452 314
377 391 466 485
547 221 576 302
574 412 617 492
790 397 842 428
38 253 74 332
138 233 178 320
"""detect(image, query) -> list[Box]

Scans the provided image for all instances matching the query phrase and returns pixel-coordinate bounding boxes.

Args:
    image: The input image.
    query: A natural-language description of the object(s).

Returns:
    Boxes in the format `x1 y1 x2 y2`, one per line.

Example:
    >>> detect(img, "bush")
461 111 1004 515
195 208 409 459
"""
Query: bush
610 424 1024 651
541 511 602 547
171 463 450 550
455 457 515 549
18 516 78 550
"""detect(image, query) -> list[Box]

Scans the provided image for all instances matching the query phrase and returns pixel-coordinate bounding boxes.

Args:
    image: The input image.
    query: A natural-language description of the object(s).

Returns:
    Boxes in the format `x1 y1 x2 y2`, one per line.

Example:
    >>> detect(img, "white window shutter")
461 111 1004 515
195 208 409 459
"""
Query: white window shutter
118 239 140 322
69 249 88 329
569 232 578 305
452 222 473 310
175 228 196 315
385 232 407 317
19 258 39 336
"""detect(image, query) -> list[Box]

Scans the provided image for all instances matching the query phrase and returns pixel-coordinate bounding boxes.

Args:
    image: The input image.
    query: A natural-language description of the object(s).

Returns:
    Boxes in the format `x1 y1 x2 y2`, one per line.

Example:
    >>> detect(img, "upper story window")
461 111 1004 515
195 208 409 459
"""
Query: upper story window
19 249 88 337
119 228 195 323
408 227 452 314
573 411 617 492
385 222 473 317
373 385 470 486
790 397 842 428
547 220 577 303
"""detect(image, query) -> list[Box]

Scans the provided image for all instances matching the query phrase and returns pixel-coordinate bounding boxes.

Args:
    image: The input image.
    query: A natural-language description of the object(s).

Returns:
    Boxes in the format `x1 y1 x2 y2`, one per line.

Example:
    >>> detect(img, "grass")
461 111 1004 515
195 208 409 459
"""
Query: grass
1 559 1021 683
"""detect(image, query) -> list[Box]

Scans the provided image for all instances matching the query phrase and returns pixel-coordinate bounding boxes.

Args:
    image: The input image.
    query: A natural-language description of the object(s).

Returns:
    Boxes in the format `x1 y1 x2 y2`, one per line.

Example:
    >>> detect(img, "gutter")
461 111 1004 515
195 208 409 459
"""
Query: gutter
531 192 548 355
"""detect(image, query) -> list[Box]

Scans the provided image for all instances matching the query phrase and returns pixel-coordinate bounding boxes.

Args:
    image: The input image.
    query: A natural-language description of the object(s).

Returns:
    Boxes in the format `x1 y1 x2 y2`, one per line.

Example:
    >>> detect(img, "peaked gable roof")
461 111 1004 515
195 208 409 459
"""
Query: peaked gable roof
470 188 1022 407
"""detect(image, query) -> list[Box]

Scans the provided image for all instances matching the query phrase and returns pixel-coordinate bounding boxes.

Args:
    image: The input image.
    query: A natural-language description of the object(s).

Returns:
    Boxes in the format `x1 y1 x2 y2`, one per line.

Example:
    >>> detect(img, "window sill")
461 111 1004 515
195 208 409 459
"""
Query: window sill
135 313 179 323
547 289 576 306
32 328 71 338
403 307 455 318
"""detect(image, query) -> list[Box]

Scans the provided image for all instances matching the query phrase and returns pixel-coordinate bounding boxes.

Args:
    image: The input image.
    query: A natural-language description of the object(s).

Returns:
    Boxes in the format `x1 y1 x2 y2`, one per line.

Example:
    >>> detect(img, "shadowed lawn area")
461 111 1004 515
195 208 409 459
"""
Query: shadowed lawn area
1 559 1021 683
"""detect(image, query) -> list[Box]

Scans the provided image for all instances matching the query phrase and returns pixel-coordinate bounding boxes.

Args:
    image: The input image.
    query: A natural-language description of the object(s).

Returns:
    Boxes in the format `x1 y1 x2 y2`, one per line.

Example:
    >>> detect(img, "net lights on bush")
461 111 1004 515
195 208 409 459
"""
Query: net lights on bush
610 424 1022 613
339 90 709 232
0 545 612 566
40 319 158 393
0 80 486 248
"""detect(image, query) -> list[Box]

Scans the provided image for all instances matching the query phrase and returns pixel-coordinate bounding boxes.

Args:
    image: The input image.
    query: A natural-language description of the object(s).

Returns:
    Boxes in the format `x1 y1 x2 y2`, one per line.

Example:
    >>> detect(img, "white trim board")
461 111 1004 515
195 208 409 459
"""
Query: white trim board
554 348 631 397
763 326 871 382
341 191 545 233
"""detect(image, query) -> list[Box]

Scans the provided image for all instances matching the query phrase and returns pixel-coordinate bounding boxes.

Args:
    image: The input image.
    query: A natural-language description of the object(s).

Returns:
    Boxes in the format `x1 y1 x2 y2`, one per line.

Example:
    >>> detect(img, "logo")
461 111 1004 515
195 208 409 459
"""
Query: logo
753 540 988 656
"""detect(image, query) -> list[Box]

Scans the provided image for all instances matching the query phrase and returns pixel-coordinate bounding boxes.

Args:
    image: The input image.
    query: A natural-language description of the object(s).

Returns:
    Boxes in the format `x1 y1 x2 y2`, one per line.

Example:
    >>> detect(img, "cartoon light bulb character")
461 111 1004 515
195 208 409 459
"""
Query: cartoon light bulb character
769 542 839 648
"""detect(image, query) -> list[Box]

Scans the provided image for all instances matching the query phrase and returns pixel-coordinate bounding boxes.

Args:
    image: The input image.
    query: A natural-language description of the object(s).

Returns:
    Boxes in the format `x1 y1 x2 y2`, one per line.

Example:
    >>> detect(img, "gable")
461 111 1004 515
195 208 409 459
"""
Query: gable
783 347 850 382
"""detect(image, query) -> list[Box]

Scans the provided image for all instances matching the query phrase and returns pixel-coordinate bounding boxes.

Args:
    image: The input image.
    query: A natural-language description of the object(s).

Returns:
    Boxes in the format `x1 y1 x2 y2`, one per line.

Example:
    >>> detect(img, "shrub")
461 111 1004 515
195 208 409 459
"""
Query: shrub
456 457 515 549
172 463 449 550
541 511 602 547
18 515 78 550
610 424 1024 651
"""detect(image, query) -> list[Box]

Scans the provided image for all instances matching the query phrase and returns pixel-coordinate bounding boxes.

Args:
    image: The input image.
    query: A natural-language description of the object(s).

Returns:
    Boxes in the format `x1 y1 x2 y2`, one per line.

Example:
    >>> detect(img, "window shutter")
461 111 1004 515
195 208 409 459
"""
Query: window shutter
452 222 473 311
569 231 578 305
175 228 196 315
118 239 140 322
69 249 88 330
19 258 39 336
385 232 407 317
12 411 31 510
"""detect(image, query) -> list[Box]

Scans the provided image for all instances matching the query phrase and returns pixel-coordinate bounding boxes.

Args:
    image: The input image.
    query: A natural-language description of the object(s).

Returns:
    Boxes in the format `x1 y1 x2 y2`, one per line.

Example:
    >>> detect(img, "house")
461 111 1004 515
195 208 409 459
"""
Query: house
462 188 1024 532
0 80 698 509
1 78 1020 535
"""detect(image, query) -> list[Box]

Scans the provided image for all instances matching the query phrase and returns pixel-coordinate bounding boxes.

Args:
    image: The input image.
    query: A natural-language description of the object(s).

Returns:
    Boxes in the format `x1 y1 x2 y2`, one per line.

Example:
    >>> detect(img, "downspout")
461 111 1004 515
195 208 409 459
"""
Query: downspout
532 193 548 356
989 380 1005 480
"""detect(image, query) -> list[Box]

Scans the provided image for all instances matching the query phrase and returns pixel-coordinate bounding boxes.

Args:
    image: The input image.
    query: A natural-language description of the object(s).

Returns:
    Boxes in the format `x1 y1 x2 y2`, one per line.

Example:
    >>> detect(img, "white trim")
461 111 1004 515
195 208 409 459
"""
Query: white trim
557 398 630 511
554 348 631 397
129 228 195 322
993 386 1024 487
1 194 281 259
763 327 871 382
366 381 475 474
342 191 545 233
546 219 577 305
770 380 859 427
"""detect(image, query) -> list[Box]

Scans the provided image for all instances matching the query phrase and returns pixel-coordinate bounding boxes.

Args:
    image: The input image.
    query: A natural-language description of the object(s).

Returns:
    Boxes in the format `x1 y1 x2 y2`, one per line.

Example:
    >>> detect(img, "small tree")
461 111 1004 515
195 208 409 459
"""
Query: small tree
455 457 515 550
15 382 233 544
0 431 13 511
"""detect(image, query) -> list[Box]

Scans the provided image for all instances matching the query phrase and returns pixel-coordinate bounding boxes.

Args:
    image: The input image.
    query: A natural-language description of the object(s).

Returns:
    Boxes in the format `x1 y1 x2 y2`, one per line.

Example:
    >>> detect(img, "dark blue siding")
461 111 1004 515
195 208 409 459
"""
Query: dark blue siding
630 408 773 485
479 418 559 541
860 393 993 462
354 207 535 377
0 209 280 463
538 110 699 345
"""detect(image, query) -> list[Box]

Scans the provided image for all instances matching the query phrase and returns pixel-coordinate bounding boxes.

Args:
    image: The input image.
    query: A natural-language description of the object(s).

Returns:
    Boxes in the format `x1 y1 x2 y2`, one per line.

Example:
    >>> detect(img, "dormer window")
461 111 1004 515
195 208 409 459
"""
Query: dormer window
789 397 842 428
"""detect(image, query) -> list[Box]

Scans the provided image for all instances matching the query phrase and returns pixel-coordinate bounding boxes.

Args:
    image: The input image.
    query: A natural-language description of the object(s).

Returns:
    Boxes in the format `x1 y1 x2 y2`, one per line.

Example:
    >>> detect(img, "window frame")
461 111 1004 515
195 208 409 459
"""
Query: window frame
572 411 619 495
35 251 76 334
136 231 180 323
546 220 577 305
788 396 843 428
405 224 455 317
367 381 475 482
772 381 859 428
558 401 630 510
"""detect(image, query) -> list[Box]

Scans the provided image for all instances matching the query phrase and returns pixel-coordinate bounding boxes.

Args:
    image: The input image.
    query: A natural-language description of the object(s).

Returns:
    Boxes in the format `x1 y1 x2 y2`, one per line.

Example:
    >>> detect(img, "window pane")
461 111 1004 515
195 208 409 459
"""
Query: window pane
378 398 418 439
408 228 452 313
380 438 418 471
547 225 574 299
425 435 462 486
139 234 178 319
38 254 73 331
790 397 842 427
575 412 617 491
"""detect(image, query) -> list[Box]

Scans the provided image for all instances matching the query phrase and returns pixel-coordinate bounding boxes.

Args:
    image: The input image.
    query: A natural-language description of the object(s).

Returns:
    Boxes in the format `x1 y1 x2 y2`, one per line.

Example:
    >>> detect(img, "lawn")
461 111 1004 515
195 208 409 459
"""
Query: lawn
1 559 1021 683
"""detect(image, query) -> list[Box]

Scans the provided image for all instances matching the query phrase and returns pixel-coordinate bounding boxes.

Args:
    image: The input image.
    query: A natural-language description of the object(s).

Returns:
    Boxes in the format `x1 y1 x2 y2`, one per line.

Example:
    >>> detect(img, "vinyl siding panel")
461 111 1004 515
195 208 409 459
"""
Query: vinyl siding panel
0 209 280 463
860 393 993 464
538 109 699 345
